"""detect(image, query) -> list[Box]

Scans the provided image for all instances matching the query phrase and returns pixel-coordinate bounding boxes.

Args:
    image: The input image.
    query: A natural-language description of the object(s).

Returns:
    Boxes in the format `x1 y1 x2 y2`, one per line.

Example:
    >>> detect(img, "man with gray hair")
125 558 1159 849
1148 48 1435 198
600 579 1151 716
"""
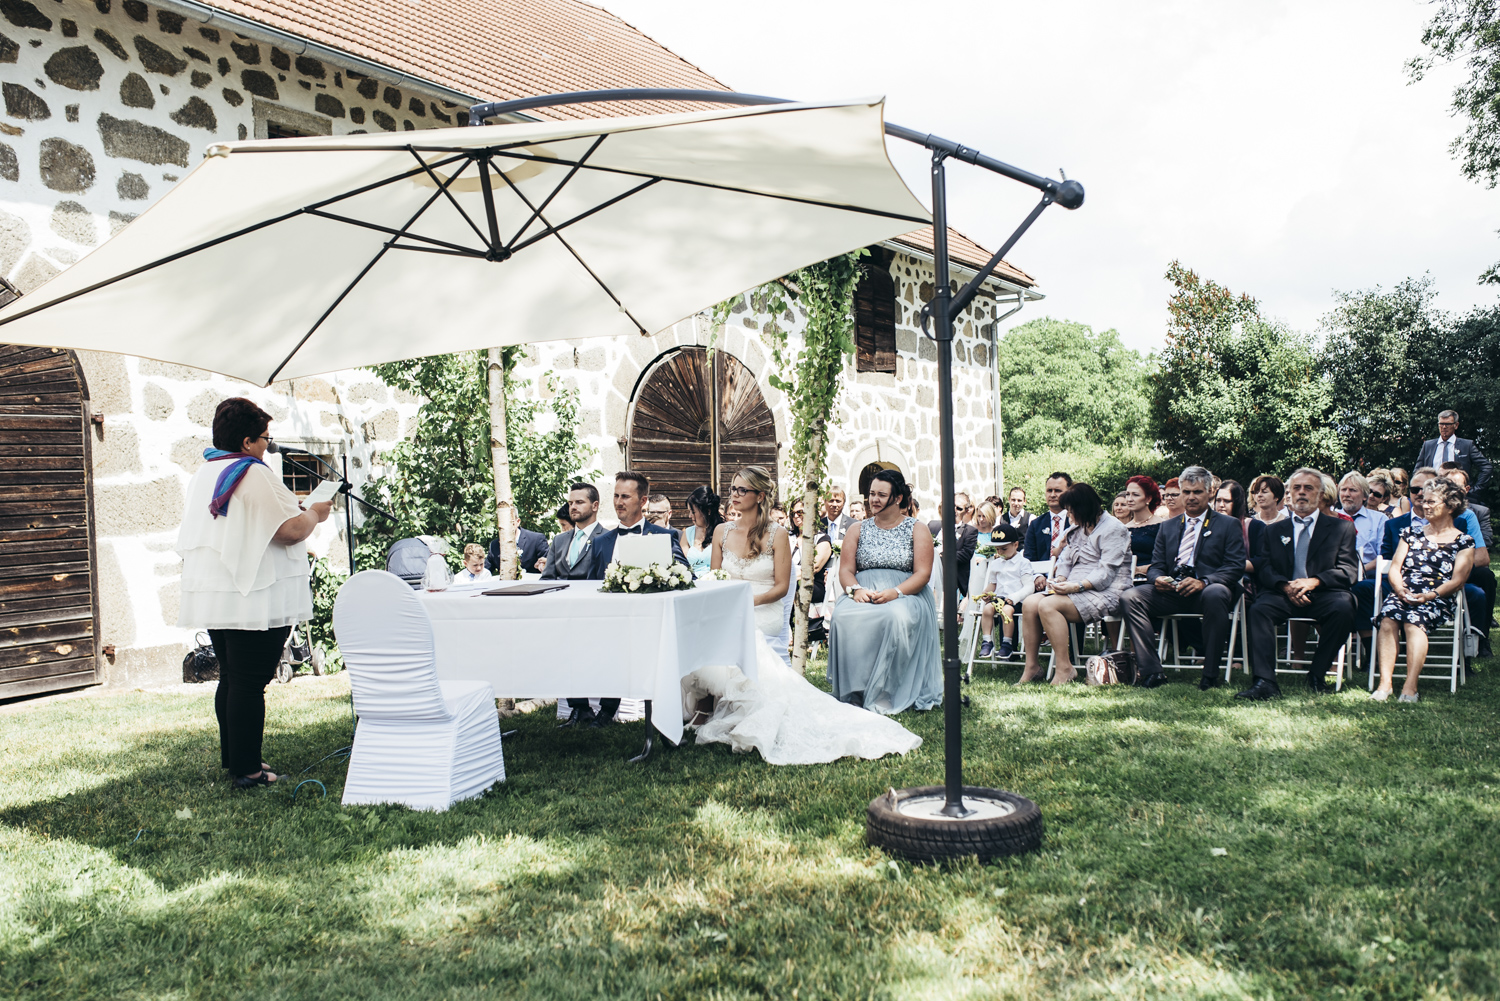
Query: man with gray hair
1338 470 1387 578
1121 466 1248 690
1416 410 1491 495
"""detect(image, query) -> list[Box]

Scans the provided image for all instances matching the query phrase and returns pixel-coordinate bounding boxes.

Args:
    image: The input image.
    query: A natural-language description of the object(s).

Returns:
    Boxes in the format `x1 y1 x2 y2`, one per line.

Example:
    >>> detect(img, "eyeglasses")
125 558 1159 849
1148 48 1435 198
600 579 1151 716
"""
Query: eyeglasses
1369 491 1387 500
728 486 759 496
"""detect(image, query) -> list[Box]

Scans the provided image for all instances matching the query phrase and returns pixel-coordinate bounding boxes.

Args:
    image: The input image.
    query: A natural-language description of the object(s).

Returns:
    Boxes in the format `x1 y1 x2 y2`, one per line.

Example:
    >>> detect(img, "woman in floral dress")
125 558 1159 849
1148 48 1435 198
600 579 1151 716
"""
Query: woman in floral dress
1371 476 1476 702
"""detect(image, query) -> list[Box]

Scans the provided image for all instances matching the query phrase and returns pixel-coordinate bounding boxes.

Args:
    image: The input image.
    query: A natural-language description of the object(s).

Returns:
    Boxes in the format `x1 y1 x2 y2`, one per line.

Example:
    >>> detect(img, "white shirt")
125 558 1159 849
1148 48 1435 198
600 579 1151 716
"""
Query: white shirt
1291 511 1317 546
983 552 1038 605
177 460 312 631
615 519 646 534
457 567 492 582
1177 512 1206 565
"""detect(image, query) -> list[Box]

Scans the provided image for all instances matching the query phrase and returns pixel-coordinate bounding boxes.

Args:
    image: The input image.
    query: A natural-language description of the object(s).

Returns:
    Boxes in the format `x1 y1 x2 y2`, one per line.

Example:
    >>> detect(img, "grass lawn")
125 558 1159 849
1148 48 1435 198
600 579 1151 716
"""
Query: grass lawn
3 655 1500 1000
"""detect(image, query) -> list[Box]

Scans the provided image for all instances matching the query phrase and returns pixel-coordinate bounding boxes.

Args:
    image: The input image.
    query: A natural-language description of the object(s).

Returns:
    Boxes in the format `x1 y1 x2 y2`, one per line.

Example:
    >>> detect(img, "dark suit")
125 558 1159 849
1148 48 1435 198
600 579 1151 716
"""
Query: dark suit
1247 512 1359 681
539 523 604 581
487 528 548 575
822 513 854 544
1023 510 1070 564
1416 435 1492 494
928 520 979 594
1120 510 1248 679
1000 510 1032 535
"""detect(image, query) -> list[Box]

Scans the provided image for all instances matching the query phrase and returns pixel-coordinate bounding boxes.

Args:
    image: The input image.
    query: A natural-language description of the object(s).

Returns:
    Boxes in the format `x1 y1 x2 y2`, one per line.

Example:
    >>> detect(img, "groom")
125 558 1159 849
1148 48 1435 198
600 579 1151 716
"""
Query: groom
561 470 691 729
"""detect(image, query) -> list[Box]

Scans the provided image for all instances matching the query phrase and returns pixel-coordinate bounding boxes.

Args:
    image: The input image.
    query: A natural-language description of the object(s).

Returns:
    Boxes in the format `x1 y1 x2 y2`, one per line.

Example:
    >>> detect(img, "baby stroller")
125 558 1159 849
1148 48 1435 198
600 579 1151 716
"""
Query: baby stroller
274 621 323 683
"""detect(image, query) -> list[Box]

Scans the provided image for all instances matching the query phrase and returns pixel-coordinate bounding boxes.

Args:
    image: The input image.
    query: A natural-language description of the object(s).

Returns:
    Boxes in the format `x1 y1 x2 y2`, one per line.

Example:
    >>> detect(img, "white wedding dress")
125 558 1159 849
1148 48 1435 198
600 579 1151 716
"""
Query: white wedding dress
684 541 922 765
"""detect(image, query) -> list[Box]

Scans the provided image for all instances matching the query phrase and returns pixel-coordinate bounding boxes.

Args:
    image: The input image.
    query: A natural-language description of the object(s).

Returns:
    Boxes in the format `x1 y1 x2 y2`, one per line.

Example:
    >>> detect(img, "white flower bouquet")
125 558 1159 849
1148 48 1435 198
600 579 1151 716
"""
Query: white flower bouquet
704 568 730 581
599 560 696 594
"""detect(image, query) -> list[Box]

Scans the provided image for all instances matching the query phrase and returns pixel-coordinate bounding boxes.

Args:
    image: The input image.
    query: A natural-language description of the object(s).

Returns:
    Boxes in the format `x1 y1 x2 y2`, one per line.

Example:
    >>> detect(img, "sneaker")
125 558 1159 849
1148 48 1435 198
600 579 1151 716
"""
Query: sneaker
999 639 1014 659
979 640 995 658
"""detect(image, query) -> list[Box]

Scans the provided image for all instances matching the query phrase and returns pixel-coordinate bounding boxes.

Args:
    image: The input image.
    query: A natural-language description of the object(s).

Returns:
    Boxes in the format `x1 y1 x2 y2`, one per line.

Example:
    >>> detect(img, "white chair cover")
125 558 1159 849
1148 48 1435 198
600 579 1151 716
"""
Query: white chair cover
334 570 506 810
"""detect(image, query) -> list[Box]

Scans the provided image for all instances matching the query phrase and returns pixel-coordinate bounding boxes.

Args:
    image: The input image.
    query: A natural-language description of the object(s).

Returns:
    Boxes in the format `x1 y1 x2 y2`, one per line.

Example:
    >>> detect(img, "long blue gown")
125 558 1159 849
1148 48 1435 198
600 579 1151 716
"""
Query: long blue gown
827 516 942 714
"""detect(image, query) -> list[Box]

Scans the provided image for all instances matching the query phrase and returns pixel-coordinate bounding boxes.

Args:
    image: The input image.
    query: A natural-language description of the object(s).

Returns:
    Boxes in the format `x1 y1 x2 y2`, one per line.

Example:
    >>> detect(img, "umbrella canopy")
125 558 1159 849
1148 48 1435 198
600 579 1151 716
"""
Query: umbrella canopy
0 98 927 386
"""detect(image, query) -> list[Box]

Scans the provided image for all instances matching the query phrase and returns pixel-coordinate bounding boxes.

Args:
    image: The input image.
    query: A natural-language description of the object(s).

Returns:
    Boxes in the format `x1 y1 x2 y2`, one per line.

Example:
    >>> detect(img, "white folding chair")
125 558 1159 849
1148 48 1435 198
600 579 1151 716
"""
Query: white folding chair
1368 563 1469 693
334 570 506 811
1156 594 1249 682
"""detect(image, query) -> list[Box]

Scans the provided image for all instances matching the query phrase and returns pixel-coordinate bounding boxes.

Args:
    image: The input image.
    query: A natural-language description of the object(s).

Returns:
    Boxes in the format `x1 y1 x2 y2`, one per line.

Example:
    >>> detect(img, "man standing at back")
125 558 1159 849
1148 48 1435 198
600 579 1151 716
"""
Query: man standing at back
1024 473 1073 563
1416 410 1492 496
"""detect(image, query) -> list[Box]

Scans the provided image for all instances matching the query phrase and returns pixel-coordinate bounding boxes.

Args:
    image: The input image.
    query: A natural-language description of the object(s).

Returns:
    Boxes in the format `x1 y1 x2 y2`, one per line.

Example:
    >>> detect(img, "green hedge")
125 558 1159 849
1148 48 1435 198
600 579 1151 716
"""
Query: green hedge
1001 445 1180 514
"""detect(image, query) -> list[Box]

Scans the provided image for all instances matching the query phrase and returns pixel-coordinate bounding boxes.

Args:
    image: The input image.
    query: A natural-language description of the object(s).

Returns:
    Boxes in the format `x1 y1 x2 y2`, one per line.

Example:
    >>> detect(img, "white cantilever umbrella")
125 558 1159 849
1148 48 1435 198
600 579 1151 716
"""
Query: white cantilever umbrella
0 98 928 385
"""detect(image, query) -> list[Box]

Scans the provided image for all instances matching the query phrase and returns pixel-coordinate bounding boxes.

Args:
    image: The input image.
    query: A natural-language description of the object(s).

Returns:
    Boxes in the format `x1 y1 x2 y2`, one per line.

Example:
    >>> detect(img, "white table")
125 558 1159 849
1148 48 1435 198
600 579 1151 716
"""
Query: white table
418 579 759 755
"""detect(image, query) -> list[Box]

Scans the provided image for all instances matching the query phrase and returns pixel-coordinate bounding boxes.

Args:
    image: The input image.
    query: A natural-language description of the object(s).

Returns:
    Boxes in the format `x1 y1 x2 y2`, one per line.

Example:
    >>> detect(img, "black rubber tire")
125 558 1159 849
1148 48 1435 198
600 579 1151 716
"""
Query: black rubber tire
866 786 1043 863
309 647 324 676
274 659 294 685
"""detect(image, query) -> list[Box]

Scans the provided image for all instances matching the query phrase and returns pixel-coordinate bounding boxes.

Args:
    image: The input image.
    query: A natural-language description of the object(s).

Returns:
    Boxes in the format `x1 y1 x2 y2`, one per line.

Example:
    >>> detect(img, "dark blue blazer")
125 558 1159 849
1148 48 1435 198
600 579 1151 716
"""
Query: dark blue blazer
587 522 689 579
1415 436 1492 493
1023 511 1070 563
487 528 548 574
1378 512 1489 559
1147 510 1248 591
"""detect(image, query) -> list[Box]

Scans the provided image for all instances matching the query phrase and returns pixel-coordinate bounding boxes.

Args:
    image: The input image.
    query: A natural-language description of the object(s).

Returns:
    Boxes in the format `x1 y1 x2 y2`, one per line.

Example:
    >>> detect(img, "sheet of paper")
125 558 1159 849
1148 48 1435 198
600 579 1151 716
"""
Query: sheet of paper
305 478 343 505
613 533 671 568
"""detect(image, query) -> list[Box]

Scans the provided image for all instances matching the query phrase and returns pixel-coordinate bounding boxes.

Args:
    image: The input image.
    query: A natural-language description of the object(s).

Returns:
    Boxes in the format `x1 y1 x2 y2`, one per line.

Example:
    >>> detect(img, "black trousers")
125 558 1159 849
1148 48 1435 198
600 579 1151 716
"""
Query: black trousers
1247 590 1356 681
567 697 619 719
1469 565 1496 639
209 626 290 776
1121 582 1236 677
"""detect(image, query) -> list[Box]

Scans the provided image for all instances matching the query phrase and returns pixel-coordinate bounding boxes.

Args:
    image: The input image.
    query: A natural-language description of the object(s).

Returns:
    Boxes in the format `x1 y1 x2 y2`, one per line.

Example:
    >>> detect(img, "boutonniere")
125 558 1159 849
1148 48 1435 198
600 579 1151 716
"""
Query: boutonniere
1280 535 1291 545
1203 530 1212 537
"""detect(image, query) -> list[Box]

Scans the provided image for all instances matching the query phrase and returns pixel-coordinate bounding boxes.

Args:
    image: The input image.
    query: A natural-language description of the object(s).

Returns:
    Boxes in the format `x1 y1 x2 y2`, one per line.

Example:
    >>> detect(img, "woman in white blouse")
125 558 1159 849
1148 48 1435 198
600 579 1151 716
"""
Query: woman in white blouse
177 398 331 789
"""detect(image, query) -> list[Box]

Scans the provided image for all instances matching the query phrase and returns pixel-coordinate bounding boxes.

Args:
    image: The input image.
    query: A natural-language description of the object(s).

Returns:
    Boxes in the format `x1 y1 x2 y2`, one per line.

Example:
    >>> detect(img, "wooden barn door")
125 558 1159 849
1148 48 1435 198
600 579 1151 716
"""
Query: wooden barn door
627 347 779 509
0 345 100 698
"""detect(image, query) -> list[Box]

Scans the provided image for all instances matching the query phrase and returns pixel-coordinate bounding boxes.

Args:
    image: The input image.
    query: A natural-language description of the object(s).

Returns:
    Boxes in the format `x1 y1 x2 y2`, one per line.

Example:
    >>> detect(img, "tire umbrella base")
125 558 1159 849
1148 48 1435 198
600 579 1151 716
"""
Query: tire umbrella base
866 786 1043 863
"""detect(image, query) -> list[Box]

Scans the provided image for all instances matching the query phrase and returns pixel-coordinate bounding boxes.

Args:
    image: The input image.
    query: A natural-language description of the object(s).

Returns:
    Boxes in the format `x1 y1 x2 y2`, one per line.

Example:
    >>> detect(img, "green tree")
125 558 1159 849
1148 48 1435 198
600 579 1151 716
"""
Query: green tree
996 317 1152 454
1319 276 1443 469
1149 263 1342 481
1411 305 1500 487
1410 1 1500 282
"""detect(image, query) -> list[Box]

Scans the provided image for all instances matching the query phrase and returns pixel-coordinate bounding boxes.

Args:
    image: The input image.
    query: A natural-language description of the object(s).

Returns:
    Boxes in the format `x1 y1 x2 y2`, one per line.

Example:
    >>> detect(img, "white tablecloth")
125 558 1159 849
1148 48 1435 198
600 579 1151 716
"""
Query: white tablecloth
418 579 759 745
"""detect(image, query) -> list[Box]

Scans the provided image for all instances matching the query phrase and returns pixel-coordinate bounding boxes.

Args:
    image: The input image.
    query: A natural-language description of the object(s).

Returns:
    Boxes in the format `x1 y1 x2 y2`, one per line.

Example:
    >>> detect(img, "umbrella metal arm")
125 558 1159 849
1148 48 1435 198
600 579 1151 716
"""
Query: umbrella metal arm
470 89 1085 820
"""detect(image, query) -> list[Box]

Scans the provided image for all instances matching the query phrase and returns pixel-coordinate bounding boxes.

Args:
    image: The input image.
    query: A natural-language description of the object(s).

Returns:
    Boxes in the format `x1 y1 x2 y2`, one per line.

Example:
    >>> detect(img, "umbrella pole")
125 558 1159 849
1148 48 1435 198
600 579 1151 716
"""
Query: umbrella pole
487 347 518 579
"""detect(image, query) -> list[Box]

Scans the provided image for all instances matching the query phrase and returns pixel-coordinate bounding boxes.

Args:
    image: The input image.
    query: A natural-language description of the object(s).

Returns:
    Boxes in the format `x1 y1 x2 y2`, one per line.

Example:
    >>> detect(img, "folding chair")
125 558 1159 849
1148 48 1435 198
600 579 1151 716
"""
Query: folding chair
1368 564 1469 693
1268 612 1351 690
1156 594 1249 682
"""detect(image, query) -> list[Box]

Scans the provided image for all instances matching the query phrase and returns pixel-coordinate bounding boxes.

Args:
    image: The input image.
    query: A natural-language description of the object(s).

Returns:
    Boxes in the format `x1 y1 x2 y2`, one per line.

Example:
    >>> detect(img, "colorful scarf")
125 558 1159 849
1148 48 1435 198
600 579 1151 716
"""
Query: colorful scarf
203 448 266 519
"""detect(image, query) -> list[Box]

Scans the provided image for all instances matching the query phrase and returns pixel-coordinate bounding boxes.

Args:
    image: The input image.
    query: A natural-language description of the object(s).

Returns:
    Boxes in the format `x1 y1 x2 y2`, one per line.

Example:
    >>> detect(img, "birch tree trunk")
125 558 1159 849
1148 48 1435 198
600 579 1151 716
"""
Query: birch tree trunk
789 430 825 673
487 346 517 580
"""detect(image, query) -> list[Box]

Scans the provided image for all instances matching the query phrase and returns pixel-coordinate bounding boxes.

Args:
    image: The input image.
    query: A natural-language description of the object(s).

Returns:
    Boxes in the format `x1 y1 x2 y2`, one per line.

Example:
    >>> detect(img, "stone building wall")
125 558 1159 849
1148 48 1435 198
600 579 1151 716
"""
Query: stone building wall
0 0 457 686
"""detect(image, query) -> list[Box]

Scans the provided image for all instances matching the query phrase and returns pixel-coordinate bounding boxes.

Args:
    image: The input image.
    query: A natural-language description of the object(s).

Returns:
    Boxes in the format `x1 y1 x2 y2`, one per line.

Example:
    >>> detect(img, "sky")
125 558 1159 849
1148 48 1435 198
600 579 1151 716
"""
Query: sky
599 0 1500 354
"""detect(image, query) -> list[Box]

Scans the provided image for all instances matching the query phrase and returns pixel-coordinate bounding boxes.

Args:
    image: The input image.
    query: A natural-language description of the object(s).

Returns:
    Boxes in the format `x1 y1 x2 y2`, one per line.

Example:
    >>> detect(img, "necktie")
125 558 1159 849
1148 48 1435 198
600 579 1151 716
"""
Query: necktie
1051 514 1060 539
1446 438 1455 464
619 525 642 535
1293 515 1313 579
1176 516 1200 567
568 528 588 567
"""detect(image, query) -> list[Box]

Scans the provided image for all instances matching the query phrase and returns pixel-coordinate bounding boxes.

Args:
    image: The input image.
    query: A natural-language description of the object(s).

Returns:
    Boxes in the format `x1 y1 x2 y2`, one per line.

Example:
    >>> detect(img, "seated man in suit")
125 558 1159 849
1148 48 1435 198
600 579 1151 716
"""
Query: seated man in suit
540 483 605 582
1023 472 1073 564
561 471 689 729
1242 468 1360 699
1416 410 1492 496
486 509 547 575
1120 466 1248 690
1000 486 1032 534
928 496 980 595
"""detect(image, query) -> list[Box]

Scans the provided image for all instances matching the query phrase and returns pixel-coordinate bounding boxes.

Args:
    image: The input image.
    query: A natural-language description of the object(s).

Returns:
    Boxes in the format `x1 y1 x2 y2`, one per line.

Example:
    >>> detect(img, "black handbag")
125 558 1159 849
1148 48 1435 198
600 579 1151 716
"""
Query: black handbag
182 631 219 683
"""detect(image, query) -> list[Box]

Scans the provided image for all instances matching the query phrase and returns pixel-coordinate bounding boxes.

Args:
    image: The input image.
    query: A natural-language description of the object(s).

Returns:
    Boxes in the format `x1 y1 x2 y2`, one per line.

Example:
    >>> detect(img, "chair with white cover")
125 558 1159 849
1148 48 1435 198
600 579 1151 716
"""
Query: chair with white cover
334 570 505 810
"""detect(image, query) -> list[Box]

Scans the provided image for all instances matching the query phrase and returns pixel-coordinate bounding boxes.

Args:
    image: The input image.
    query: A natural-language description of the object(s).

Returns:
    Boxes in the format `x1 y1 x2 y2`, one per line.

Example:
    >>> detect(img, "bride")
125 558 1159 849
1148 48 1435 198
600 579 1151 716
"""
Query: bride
682 464 921 765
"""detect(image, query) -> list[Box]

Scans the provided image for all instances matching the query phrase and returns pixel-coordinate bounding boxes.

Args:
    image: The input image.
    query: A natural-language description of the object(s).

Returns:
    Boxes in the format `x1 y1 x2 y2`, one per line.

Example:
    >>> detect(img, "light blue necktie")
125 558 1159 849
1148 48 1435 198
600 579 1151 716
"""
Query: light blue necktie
568 527 588 568
1293 516 1313 579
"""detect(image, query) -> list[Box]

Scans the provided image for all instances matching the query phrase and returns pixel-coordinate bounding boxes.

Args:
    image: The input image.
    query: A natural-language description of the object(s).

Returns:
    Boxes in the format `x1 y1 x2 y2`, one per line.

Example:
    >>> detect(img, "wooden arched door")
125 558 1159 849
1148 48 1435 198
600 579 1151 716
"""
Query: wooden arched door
627 347 779 509
0 345 100 697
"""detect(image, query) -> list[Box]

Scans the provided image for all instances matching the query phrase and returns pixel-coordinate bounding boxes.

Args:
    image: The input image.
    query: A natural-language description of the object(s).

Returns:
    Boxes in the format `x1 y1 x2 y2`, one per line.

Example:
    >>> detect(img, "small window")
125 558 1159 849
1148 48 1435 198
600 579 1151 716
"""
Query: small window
252 98 331 141
280 450 334 496
854 262 896 373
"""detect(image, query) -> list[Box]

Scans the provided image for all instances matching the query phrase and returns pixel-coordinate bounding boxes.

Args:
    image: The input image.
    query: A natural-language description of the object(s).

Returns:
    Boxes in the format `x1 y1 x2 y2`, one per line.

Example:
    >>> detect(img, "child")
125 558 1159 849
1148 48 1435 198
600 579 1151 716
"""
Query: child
978 522 1036 660
456 543 492 583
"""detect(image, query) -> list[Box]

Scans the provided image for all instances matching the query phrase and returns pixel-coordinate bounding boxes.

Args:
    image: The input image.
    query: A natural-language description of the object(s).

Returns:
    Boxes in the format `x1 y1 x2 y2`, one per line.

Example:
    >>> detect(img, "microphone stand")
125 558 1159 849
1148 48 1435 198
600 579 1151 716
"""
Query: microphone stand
279 451 395 574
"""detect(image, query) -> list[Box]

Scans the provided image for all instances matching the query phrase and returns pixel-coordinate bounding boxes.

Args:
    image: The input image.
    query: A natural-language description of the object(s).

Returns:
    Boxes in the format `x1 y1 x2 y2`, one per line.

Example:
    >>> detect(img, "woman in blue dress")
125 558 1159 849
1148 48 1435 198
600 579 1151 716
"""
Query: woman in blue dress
681 485 722 578
827 469 941 714
1121 475 1163 580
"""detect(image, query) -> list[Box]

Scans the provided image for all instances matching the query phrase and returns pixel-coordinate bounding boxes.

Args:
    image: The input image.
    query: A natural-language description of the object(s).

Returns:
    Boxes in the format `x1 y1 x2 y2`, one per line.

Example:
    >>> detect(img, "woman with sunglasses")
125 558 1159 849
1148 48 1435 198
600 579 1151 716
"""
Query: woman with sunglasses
1366 470 1397 518
1389 468 1412 516
176 398 332 789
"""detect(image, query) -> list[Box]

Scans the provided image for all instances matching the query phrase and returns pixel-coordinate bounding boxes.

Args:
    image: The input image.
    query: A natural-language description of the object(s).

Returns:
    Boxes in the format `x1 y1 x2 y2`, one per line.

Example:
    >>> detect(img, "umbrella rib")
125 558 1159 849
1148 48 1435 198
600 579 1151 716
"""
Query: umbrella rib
492 150 930 224
389 244 488 258
303 208 485 256
508 178 660 255
265 167 473 384
301 152 472 213
405 148 491 248
504 133 608 250
547 227 649 335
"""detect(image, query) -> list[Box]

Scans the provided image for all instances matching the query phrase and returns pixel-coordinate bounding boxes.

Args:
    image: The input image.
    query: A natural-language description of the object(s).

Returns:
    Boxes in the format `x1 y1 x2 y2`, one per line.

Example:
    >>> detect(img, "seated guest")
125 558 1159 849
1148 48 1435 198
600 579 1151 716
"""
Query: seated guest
1250 474 1287 524
1317 474 1352 522
1024 472 1073 563
822 487 853 544
1365 470 1396 517
541 483 604 581
1215 478 1261 578
1415 409 1493 496
1389 467 1412 515
457 543 492 583
771 500 788 528
974 502 998 547
1120 475 1163 580
1121 466 1249 690
1158 477 1184 520
681 485 723 577
1440 465 1494 657
647 493 674 530
1019 483 1132 685
1339 471 1388 579
1000 486 1032 533
1111 492 1130 521
828 469 941 713
929 498 979 594
1371 475 1476 702
978 522 1032 660
487 509 547 575
848 499 865 522
955 492 975 527
554 503 574 535
806 517 834 644
1241 468 1359 699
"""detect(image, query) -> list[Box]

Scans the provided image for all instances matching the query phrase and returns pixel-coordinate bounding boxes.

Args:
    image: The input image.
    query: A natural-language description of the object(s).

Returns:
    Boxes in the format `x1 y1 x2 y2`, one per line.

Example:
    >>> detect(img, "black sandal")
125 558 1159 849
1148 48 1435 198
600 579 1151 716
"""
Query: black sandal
232 770 278 790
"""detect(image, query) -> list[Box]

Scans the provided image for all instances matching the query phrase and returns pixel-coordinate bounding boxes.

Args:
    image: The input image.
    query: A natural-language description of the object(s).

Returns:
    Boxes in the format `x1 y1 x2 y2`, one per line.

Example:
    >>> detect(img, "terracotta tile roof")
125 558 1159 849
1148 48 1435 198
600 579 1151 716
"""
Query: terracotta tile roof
889 227 1036 289
210 0 734 119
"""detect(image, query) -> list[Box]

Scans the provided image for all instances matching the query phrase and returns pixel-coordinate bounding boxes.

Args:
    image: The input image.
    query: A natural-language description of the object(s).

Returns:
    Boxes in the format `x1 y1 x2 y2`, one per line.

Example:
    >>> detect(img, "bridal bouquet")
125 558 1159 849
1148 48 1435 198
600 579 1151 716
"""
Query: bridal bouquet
600 560 695 594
